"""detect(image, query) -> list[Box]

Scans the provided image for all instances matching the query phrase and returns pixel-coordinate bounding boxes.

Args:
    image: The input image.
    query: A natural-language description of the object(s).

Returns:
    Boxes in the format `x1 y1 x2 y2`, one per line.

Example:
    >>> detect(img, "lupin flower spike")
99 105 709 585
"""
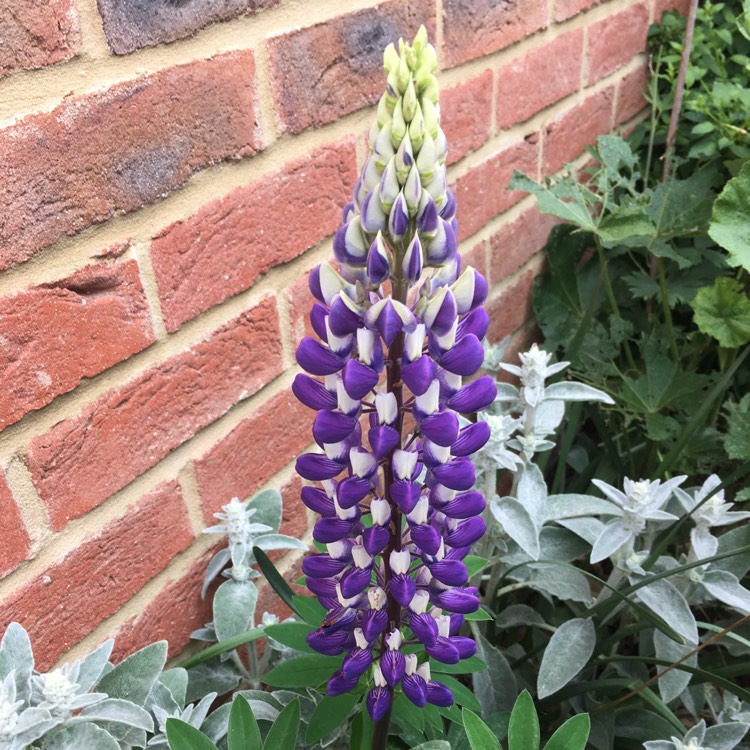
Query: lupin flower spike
294 25 494 727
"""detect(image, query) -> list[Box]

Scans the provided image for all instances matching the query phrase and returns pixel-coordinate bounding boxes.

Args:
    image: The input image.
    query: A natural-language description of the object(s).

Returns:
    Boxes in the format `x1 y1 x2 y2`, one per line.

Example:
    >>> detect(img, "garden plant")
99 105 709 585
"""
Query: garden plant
1 8 750 750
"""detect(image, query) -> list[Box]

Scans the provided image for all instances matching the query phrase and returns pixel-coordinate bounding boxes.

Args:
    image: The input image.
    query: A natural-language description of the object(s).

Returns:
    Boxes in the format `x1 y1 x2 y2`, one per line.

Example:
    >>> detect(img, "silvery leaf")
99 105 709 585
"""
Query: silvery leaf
701 570 750 614
185 659 241 704
543 381 614 404
248 488 284 533
235 690 283 721
0 622 34 703
691 527 719 560
253 534 308 552
75 698 154 731
533 399 565 437
159 668 188 708
654 629 696 703
95 641 167 707
471 631 517 714
713 525 750 579
590 521 633 563
516 463 547 530
496 604 548 630
545 494 622 521
202 548 232 598
634 577 698 645
537 618 596 698
146 678 181 716
704 722 750 750
77 640 114 693
200 702 231 742
491 497 539 560
213 580 258 641
530 564 593 603
556 516 606 546
43 723 120 750
539 526 589 562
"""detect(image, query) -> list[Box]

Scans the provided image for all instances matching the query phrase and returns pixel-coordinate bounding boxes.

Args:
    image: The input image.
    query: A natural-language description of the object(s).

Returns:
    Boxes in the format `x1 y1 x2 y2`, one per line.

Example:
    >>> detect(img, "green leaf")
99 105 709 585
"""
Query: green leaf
508 691 540 750
350 710 374 750
393 691 425 732
709 161 750 271
465 608 493 622
263 654 343 688
262 698 300 750
264 622 316 654
463 708 502 750
435 674 482 712
228 695 261 750
432 655 487 674
305 693 360 744
253 547 299 617
178 629 266 671
291 594 326 627
543 714 591 750
691 277 750 348
464 555 489 578
725 397 750 460
166 718 218 750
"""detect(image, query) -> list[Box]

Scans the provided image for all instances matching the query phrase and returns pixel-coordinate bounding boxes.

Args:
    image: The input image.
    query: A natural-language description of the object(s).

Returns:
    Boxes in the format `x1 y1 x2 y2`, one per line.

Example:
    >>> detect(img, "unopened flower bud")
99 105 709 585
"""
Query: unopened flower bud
402 79 418 121
391 99 407 144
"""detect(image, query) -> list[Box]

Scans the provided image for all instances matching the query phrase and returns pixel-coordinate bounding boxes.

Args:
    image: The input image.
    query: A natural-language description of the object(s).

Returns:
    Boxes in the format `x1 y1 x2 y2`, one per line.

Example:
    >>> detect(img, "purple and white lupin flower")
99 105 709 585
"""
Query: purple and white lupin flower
294 25 495 723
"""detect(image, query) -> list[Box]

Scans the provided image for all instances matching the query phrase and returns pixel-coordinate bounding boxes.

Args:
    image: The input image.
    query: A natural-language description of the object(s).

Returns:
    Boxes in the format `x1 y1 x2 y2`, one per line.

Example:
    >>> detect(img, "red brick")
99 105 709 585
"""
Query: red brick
0 259 155 430
461 240 487 275
26 298 283 530
111 546 219 662
442 71 493 165
452 137 539 242
654 0 691 19
151 140 357 332
443 0 548 68
489 207 559 284
615 64 649 125
588 3 649 85
543 88 614 174
0 52 262 271
98 0 279 55
486 270 536 342
0 481 193 671
496 30 584 130
554 0 602 22
195 389 311 524
268 0 435 134
0 470 31 579
288 273 318 351
279 474 309 543
0 0 79 76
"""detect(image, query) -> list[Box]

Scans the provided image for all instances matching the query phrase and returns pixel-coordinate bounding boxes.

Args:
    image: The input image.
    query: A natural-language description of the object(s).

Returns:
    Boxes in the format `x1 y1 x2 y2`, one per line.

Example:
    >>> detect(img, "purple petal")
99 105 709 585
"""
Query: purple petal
391 481 421 514
410 613 438 646
376 300 403 348
451 421 491 457
308 265 324 303
420 411 459 447
366 686 392 722
305 577 338 599
361 190 388 234
368 425 400 459
452 636 477 660
342 648 373 679
363 525 390 556
428 289 457 336
339 567 372 598
402 356 436 396
302 554 347 578
310 303 329 341
440 189 457 221
292 374 337 411
343 359 379 400
457 307 490 342
333 221 367 267
390 574 416 607
313 517 356 543
362 609 388 642
296 338 344 376
367 236 391 285
307 628 351 656
418 194 439 235
327 668 359 696
410 524 442 556
328 296 362 337
381 650 406 687
440 491 487 519
337 476 371 509
403 235 424 282
425 218 457 266
450 613 465 635
296 453 344 481
301 486 336 516
313 410 357 446
432 457 476 491
447 376 498 413
428 559 468 586
426 636 460 664
388 193 410 240
439 334 485 376
426 681 454 707
431 586 480 614
443 516 486 547
402 674 427 707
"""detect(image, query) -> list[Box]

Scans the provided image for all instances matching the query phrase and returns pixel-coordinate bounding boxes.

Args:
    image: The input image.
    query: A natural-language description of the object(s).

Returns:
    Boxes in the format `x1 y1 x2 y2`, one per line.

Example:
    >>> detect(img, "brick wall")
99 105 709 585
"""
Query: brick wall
0 0 689 670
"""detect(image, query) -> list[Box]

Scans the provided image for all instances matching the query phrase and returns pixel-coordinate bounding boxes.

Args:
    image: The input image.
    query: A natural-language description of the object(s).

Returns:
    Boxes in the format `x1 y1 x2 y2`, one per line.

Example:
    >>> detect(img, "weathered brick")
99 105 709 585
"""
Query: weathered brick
554 0 602 22
543 88 614 174
0 481 193 671
496 30 584 130
98 0 279 55
0 259 155 429
0 0 79 76
452 137 539 241
0 52 261 271
151 140 356 332
27 298 283 530
442 0 548 68
588 3 649 85
489 207 559 284
268 0 435 134
279 474 309 543
615 63 649 125
111 546 218 662
654 0 691 19
486 270 536 343
461 240 487 276
0 470 31 579
195 389 311 524
442 71 493 165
